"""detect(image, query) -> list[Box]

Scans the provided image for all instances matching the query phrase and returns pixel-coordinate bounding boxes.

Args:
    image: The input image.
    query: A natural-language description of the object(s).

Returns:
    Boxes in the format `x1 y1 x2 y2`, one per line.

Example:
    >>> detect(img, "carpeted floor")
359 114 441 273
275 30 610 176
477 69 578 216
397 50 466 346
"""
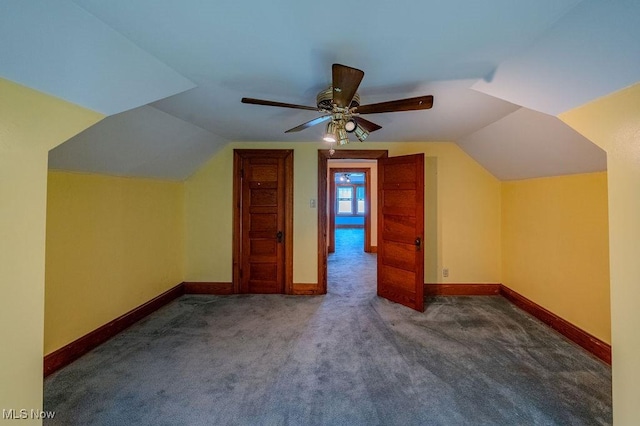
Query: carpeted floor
44 228 612 425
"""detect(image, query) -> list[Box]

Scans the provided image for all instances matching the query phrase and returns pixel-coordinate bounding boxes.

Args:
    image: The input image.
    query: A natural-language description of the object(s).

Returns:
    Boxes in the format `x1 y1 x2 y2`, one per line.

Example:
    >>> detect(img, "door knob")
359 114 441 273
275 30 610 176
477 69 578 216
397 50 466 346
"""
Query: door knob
277 231 283 243
415 237 421 251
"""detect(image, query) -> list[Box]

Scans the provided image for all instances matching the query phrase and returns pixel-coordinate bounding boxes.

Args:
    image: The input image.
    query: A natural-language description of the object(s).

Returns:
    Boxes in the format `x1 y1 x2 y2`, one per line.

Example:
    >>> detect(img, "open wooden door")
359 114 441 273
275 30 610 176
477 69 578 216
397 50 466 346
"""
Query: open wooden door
377 154 424 311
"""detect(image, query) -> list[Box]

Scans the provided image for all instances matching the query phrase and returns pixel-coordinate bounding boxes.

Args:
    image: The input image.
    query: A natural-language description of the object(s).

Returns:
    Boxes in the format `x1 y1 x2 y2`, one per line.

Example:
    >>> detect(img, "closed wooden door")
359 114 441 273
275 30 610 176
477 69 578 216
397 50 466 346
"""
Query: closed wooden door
377 154 424 311
234 150 293 294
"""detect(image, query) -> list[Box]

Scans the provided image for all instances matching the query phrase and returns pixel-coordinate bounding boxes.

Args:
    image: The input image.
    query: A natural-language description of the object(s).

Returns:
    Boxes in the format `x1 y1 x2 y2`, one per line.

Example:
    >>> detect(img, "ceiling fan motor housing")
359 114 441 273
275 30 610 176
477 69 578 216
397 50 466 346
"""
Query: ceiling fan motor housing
242 64 433 139
317 86 360 110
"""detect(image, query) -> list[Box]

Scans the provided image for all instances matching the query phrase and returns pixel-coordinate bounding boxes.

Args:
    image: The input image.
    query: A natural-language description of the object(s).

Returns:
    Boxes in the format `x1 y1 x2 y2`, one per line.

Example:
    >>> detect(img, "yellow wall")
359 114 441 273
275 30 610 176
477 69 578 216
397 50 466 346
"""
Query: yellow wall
44 171 184 354
0 79 103 419
184 141 502 285
502 173 610 343
560 82 640 425
0 71 618 421
184 142 318 283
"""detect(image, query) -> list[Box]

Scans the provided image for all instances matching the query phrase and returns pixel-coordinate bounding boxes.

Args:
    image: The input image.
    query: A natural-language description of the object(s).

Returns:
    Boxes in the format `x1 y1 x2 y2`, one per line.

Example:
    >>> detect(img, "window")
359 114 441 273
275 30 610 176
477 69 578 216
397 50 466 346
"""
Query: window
337 186 353 214
356 186 365 214
336 184 365 216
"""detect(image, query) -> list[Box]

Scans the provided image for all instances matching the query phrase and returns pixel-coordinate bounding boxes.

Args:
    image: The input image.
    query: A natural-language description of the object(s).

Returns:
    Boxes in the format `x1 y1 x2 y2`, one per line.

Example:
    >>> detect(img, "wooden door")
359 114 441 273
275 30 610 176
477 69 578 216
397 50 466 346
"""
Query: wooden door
377 154 424 311
234 150 293 294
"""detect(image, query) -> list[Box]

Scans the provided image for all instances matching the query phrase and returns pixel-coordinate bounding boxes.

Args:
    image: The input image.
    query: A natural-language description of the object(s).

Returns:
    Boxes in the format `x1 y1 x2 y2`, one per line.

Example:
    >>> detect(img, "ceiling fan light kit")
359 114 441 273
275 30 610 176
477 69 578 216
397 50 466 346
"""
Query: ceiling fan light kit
337 125 349 146
323 121 337 143
241 63 434 150
354 125 369 142
344 119 357 133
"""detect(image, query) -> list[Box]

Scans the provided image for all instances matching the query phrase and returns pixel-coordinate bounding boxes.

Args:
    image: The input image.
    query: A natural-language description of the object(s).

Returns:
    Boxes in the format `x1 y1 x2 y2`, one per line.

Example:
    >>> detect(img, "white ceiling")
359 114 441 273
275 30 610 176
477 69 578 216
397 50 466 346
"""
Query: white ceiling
0 0 194 115
3 0 638 180
457 108 606 180
49 105 227 180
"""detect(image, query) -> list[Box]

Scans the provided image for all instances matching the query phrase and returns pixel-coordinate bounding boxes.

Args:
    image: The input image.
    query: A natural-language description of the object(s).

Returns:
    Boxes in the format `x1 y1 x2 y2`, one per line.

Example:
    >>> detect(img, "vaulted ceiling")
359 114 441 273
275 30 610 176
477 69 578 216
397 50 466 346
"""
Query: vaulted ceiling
2 1 639 180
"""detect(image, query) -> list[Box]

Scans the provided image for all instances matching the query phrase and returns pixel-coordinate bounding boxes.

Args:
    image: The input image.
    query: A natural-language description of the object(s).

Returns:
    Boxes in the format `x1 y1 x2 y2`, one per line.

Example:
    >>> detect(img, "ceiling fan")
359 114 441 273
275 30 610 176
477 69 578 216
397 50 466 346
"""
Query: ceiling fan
241 63 434 146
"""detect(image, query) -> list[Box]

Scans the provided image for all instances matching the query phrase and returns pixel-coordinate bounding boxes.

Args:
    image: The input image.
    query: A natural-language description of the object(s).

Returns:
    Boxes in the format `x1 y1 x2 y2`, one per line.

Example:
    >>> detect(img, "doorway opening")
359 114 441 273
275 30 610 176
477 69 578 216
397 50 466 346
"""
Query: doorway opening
317 150 388 294
318 149 426 312
329 167 373 254
327 163 376 296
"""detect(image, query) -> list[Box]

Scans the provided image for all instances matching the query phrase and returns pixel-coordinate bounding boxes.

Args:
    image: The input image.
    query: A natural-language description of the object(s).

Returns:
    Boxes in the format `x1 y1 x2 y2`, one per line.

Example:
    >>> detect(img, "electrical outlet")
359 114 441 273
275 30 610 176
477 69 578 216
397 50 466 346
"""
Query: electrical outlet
310 199 316 208
442 268 449 278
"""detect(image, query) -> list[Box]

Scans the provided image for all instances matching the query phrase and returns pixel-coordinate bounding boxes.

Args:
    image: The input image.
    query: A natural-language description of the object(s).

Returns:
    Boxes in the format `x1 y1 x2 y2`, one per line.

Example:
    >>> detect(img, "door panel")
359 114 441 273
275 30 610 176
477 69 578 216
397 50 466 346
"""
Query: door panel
383 241 416 271
250 240 277 256
234 150 293 294
377 154 424 311
379 264 417 291
250 188 277 205
381 214 417 242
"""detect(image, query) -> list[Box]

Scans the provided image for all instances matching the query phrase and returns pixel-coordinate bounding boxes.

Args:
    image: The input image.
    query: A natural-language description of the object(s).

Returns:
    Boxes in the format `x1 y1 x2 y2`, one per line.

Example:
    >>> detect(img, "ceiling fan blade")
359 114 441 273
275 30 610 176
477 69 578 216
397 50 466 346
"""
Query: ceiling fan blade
355 95 434 114
242 97 319 111
285 115 332 133
353 116 382 132
332 64 364 108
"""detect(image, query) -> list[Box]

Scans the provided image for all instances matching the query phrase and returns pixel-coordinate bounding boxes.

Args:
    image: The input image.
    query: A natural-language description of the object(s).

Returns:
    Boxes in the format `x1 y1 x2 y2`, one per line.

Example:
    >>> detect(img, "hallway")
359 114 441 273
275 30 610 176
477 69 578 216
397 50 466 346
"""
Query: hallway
327 228 376 300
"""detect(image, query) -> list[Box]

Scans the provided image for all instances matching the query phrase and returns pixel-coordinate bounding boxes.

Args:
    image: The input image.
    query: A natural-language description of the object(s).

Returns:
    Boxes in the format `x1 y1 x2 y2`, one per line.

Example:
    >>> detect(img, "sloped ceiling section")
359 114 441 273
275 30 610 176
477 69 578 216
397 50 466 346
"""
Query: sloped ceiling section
0 0 194 115
473 0 640 115
152 80 522 143
49 106 228 180
5 0 636 181
458 108 606 180
70 0 583 145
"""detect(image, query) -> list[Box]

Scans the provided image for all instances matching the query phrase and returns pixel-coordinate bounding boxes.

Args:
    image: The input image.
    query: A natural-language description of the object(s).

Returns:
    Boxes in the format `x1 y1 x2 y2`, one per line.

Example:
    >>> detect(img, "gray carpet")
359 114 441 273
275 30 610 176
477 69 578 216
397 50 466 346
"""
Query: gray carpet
44 228 612 425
